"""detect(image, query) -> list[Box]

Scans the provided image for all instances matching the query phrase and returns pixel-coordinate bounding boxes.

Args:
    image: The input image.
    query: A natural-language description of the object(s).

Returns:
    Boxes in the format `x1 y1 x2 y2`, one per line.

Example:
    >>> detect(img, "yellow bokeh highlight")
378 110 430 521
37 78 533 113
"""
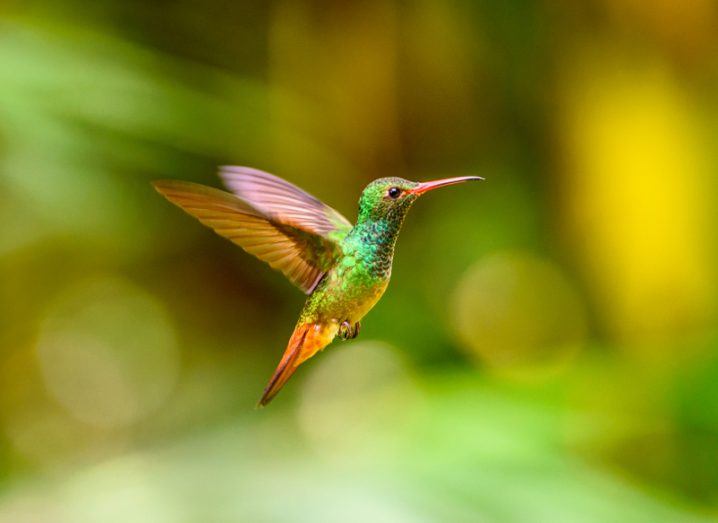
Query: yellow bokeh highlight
560 51 716 350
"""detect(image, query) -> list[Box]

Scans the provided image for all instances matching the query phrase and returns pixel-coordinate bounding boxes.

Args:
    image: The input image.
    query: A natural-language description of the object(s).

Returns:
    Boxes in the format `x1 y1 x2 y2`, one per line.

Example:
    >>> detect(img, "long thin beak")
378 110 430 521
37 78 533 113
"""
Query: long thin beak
408 175 485 195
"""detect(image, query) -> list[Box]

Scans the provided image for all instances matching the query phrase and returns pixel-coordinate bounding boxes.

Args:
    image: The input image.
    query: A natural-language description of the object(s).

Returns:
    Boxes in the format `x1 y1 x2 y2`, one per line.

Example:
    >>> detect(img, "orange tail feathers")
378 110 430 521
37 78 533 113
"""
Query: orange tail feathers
258 322 336 407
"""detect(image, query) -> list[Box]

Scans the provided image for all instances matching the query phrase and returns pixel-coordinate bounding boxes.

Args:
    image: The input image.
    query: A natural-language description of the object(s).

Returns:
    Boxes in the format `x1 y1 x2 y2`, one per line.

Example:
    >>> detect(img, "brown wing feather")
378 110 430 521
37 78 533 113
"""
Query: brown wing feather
219 166 353 238
153 180 338 294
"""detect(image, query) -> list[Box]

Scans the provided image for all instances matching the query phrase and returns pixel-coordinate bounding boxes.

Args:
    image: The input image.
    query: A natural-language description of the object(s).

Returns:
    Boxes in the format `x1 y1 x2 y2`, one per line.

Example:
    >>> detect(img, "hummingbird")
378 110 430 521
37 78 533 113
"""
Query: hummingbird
153 167 482 406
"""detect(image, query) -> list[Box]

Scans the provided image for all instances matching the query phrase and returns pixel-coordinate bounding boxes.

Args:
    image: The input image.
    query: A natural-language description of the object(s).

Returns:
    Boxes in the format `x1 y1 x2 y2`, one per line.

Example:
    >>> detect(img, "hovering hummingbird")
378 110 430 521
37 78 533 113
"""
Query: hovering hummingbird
154 167 482 406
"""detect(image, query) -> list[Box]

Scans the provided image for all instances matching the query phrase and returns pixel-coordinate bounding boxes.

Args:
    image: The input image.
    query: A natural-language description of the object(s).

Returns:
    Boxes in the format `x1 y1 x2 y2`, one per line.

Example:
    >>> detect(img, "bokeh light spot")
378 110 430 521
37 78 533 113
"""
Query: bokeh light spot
298 341 421 459
451 251 587 376
36 276 179 428
559 53 716 351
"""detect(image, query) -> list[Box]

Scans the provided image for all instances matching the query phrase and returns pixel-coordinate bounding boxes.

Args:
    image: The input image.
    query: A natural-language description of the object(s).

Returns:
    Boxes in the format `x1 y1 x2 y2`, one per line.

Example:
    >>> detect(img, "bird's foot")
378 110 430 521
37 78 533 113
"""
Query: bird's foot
339 320 361 340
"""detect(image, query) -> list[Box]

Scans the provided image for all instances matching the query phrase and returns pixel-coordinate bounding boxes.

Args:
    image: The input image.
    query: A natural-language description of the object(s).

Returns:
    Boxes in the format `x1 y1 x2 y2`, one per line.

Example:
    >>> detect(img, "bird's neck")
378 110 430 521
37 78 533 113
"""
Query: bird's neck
345 214 407 278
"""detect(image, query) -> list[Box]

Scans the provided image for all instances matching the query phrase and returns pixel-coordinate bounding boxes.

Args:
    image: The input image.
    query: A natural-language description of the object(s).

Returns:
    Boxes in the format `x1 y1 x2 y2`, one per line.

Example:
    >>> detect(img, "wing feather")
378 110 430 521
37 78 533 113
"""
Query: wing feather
153 180 339 294
219 166 353 239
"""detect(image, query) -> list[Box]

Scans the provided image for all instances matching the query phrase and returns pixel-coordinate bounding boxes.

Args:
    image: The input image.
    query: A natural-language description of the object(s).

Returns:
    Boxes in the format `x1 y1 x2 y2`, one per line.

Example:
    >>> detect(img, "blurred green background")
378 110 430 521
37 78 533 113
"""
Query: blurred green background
1 1 718 522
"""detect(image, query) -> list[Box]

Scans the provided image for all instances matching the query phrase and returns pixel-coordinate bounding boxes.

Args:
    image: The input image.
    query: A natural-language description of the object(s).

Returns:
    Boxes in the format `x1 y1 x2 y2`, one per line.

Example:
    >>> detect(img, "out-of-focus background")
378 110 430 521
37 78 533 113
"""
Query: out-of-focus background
1 1 717 522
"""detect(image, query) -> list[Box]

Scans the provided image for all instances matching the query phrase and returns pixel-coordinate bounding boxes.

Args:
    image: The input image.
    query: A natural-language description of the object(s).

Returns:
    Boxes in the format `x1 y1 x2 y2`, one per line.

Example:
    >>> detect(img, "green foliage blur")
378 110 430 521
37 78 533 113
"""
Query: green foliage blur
1 1 718 521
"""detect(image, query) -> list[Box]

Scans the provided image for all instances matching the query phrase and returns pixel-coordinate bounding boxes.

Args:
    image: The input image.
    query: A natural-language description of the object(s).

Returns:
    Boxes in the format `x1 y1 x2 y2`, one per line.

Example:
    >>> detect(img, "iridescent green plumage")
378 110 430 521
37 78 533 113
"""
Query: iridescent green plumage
154 167 482 405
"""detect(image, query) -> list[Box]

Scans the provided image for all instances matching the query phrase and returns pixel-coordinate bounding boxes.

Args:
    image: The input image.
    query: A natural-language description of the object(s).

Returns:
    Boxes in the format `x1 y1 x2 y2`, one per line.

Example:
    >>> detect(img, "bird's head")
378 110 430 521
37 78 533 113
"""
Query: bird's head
357 175 483 223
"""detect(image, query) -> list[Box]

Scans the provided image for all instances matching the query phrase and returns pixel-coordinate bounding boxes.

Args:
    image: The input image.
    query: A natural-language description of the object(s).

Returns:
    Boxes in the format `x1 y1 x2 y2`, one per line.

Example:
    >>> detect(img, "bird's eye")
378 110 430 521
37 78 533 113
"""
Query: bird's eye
387 187 402 199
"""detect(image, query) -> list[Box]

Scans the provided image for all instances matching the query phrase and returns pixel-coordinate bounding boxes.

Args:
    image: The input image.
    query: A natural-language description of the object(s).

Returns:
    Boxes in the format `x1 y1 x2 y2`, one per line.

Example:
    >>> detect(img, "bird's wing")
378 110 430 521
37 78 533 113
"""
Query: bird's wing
153 180 344 294
219 166 353 242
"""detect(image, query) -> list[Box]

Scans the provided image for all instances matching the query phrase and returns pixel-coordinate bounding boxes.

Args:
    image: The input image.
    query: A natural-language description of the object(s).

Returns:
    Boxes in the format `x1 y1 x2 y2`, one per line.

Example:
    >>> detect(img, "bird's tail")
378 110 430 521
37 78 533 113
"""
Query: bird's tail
258 321 337 407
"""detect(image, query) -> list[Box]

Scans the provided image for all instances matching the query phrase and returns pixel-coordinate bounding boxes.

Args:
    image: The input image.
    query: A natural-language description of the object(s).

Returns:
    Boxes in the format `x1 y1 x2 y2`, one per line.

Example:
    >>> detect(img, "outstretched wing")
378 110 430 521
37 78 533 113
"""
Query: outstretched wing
219 166 353 241
153 180 345 294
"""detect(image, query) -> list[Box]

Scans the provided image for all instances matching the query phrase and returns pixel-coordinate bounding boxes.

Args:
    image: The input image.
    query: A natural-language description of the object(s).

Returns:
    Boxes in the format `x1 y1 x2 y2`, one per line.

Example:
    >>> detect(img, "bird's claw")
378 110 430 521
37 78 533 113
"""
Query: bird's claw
339 320 361 340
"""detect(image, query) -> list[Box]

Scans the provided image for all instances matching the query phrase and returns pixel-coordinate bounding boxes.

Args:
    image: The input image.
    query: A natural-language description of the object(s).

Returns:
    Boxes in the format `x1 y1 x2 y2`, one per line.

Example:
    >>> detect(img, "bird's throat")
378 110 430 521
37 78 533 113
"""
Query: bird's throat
345 216 406 279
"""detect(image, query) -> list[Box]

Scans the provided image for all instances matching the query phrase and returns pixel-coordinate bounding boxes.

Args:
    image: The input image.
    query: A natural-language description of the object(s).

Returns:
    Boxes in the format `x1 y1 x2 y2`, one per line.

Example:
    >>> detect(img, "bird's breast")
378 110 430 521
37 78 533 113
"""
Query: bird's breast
304 258 389 324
